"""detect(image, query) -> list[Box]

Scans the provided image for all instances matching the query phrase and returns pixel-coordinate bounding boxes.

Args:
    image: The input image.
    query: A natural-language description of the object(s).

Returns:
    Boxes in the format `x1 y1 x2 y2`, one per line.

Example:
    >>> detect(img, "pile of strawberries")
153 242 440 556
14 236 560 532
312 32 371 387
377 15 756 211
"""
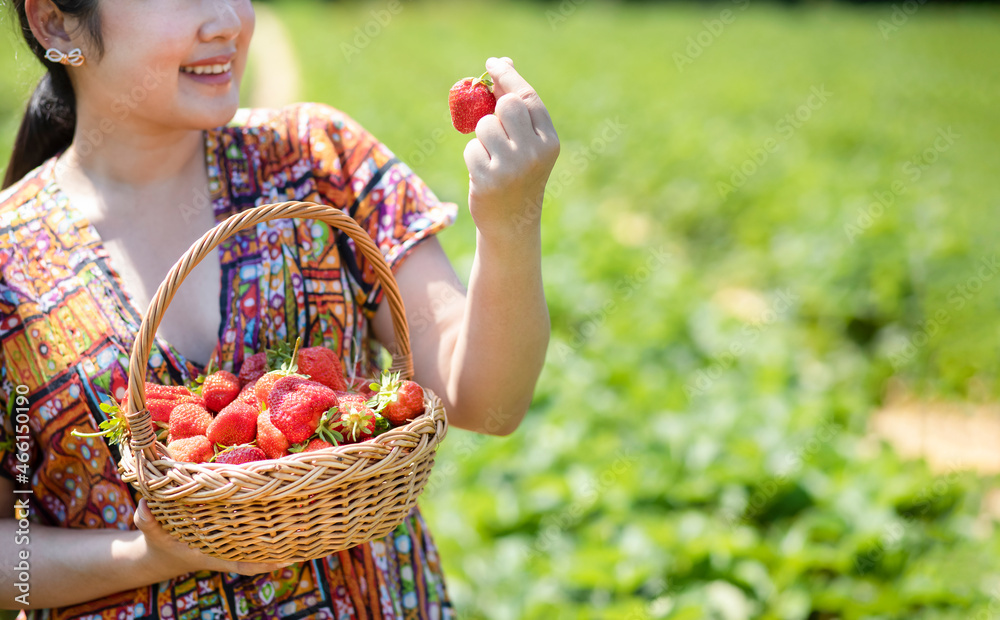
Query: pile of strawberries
127 340 425 465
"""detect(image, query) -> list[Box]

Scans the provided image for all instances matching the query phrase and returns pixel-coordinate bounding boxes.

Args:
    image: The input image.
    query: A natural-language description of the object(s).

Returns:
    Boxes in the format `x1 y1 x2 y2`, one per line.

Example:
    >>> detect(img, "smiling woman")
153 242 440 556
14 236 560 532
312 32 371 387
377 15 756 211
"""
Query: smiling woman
0 0 556 617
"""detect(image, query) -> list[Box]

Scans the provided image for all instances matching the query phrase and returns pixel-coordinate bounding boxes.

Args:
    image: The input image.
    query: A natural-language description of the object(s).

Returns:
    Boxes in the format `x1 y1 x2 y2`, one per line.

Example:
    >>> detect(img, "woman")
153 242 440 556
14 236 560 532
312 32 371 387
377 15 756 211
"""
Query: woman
0 0 558 616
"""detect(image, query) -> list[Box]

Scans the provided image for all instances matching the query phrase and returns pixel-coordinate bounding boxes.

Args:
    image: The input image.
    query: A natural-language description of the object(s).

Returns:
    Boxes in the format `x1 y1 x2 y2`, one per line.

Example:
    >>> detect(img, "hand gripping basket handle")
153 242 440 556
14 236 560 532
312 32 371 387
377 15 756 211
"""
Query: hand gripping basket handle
122 201 414 465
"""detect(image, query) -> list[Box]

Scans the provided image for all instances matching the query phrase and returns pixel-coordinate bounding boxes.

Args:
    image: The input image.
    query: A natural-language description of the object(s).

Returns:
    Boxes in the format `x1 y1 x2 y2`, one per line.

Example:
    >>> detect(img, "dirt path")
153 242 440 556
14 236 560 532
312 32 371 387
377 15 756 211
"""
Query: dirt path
247 3 301 108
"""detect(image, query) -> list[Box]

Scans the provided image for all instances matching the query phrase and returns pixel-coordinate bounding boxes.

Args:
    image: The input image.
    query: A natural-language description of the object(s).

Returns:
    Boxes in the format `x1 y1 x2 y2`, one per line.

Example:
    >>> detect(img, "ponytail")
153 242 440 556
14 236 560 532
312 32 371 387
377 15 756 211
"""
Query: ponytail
3 0 103 190
2 70 76 189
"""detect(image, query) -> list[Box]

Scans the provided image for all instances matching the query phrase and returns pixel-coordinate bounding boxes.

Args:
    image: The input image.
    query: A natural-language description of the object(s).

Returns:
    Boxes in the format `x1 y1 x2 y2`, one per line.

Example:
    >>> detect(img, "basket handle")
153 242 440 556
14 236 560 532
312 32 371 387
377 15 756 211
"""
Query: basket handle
122 201 413 463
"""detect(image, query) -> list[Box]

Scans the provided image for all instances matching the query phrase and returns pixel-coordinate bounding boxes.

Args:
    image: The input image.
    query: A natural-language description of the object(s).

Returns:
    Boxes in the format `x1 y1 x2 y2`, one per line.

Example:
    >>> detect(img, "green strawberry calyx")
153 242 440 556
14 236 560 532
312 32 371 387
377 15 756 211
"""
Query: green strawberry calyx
190 358 216 395
71 399 129 446
314 406 345 446
266 336 303 375
468 71 494 93
337 401 376 442
370 371 404 413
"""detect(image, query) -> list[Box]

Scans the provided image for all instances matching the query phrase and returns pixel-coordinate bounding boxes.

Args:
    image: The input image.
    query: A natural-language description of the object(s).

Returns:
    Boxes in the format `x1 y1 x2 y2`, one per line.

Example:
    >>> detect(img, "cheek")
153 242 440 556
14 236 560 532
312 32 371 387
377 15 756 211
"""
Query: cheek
239 3 256 46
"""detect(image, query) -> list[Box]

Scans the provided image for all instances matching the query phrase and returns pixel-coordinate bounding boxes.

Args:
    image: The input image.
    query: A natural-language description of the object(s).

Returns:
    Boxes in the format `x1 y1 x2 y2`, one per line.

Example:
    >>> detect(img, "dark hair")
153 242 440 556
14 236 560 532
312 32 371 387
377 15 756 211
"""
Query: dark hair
3 0 104 190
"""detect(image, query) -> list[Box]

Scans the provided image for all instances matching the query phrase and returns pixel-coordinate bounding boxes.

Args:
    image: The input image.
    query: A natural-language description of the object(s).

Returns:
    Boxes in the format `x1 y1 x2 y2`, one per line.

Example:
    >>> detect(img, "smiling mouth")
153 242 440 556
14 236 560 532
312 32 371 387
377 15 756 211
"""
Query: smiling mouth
180 61 233 75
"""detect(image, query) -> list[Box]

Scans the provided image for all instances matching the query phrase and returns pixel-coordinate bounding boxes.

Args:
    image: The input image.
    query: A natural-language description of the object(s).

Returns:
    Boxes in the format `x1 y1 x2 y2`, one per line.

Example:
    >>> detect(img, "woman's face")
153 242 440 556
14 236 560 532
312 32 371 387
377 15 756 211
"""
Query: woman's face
64 0 254 132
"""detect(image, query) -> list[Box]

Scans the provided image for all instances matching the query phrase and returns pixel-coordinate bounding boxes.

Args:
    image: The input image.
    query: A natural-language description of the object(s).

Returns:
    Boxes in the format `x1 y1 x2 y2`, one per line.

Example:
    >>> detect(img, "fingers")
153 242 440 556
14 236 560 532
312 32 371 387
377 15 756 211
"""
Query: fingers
493 93 534 144
231 560 297 576
484 57 557 140
464 136 491 179
475 114 514 160
133 499 158 533
134 498 296 577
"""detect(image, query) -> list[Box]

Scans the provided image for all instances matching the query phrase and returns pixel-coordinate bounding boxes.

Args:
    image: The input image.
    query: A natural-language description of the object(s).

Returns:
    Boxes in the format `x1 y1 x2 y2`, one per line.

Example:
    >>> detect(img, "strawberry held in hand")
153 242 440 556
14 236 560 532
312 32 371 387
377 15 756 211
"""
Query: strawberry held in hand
449 71 496 134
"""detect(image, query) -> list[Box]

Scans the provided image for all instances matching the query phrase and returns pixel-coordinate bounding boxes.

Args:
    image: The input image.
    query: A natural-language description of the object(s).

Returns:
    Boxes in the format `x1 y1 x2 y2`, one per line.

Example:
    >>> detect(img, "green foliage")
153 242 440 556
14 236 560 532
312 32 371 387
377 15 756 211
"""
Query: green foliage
3 1 1000 617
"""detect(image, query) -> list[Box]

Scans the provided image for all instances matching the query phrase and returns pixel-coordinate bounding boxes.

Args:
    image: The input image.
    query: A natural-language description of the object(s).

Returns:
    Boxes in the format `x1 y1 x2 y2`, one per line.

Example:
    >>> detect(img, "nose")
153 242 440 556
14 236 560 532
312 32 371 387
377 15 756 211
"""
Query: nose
199 0 245 42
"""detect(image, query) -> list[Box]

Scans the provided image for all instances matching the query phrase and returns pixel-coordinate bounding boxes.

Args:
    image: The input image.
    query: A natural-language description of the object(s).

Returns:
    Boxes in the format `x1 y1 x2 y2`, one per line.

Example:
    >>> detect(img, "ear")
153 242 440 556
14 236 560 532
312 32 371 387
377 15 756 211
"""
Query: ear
24 0 75 51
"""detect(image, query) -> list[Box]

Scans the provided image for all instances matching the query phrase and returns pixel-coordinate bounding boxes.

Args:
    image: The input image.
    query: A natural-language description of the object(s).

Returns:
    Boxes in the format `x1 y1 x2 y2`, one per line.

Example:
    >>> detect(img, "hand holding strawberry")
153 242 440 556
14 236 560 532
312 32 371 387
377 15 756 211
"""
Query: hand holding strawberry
461 57 560 241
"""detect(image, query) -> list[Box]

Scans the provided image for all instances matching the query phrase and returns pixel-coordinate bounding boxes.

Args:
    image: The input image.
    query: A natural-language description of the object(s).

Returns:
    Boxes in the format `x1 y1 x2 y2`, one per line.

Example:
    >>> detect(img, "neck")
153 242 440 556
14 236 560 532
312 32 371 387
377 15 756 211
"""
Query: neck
58 105 207 190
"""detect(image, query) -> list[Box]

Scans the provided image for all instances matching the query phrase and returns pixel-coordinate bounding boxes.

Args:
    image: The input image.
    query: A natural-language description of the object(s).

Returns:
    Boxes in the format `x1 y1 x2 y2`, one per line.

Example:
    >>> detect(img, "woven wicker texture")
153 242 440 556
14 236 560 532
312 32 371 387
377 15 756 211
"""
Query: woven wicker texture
117 201 448 562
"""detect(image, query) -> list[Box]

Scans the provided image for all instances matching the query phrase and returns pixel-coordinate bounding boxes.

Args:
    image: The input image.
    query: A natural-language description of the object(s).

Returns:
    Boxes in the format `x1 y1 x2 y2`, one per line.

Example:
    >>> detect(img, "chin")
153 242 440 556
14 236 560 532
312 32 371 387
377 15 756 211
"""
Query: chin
184 96 242 130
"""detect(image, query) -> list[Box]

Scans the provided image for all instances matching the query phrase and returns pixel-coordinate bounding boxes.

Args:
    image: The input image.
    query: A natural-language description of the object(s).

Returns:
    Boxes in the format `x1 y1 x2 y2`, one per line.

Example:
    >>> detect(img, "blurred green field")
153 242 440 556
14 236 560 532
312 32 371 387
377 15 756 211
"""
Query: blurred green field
3 1 1000 618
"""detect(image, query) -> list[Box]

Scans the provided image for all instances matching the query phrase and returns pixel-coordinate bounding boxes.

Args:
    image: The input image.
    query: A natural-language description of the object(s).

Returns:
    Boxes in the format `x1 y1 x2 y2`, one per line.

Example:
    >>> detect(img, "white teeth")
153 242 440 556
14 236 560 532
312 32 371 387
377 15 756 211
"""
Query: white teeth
181 61 232 75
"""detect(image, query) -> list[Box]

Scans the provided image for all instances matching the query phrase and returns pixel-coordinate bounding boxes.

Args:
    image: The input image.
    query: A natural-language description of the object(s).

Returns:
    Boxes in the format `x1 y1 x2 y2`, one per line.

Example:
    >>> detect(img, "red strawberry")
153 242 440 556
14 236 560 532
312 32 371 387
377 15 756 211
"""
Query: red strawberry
168 403 213 442
238 352 268 386
237 380 261 409
297 346 347 392
341 376 377 398
266 376 339 444
449 72 496 134
214 445 268 465
254 369 306 404
166 435 214 463
256 411 290 459
206 401 259 447
289 438 335 453
144 394 207 423
146 398 178 424
371 372 425 427
145 383 196 400
201 370 241 413
329 396 377 443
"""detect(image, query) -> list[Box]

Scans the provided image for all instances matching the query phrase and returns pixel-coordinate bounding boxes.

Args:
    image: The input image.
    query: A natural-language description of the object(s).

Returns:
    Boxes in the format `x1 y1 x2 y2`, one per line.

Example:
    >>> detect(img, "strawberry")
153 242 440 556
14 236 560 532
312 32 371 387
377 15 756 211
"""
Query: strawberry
166 435 214 463
237 380 261 409
256 411 290 459
146 398 178 424
371 371 425 427
266 376 339 444
255 370 299 404
289 438 335 453
449 72 496 134
214 445 268 465
342 376 377 399
144 394 207 423
238 351 268 386
206 401 259 447
328 395 377 443
201 370 241 413
297 346 347 392
168 403 213 442
145 383 196 400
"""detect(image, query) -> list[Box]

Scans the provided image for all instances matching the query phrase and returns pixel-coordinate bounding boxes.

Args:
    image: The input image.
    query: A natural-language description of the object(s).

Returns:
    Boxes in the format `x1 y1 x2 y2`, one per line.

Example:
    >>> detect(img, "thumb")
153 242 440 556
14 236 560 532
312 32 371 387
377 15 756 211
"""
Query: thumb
133 498 158 532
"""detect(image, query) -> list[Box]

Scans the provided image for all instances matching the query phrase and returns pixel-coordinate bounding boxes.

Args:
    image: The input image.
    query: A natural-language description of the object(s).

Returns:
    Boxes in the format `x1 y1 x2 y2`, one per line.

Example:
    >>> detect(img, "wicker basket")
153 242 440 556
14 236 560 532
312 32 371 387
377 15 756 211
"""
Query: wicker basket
117 201 448 562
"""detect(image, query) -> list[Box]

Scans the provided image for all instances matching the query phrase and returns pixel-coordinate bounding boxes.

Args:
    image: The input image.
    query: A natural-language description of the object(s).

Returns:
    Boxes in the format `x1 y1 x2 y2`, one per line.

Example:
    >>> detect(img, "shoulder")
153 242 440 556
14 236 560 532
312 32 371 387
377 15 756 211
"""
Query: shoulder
0 164 53 274
0 161 50 230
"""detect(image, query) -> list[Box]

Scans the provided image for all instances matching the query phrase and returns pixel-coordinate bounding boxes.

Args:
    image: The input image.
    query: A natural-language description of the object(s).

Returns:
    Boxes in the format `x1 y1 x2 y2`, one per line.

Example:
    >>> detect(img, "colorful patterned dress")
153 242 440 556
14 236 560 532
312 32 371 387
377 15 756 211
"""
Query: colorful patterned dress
0 103 458 620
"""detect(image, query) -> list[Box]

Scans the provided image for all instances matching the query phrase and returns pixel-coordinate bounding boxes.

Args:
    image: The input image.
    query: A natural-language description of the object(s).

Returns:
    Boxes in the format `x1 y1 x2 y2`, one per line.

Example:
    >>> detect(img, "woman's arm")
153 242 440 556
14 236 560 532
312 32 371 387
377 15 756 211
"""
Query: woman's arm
371 58 558 437
0 476 287 609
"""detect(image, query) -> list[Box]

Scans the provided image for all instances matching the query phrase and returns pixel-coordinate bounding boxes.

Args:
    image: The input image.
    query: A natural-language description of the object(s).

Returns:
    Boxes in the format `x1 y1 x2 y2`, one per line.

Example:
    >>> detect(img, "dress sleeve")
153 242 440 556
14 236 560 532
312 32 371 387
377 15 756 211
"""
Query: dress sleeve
303 103 459 321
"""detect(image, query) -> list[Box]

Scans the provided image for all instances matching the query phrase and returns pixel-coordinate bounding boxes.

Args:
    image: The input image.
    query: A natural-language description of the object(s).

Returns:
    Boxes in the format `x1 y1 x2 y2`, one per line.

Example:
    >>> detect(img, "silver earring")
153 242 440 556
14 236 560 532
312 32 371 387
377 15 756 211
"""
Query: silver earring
44 47 85 67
